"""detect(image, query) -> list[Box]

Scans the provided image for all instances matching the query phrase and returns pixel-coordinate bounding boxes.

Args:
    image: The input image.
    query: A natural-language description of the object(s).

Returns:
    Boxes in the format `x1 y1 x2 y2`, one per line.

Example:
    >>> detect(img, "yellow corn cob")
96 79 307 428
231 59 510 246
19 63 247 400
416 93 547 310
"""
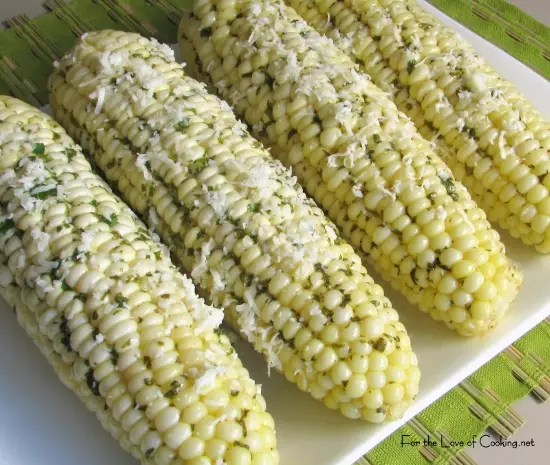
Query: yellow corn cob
49 30 420 423
0 95 277 464
179 0 522 336
283 0 550 252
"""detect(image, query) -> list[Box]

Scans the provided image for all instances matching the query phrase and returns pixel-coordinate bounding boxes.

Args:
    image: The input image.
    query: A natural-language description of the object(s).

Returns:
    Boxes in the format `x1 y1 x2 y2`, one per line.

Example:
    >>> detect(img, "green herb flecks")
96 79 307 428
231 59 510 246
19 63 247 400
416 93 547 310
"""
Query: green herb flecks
0 218 15 234
32 187 57 200
438 172 459 201
174 119 189 132
114 293 128 307
60 315 72 351
97 213 118 226
165 380 181 398
32 143 45 155
86 369 101 396
188 157 208 175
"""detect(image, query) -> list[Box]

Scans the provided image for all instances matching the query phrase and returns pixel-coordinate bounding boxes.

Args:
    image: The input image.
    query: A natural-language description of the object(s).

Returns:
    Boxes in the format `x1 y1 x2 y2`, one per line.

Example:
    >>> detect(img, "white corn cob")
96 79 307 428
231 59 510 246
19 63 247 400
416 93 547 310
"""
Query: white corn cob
284 0 550 252
49 30 420 423
0 95 277 465
179 0 523 336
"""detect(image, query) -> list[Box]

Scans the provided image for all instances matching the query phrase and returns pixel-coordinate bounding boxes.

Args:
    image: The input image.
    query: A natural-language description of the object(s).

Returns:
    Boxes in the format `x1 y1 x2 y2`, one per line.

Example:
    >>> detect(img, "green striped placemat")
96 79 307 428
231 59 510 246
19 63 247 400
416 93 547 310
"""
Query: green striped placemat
429 0 550 79
1 1 549 465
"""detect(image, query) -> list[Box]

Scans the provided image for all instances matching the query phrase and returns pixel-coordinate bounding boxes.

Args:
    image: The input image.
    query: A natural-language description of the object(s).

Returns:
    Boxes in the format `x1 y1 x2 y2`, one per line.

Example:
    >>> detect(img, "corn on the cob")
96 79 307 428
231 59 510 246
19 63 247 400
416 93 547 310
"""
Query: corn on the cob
0 95 277 464
49 30 420 423
179 0 523 336
283 0 550 252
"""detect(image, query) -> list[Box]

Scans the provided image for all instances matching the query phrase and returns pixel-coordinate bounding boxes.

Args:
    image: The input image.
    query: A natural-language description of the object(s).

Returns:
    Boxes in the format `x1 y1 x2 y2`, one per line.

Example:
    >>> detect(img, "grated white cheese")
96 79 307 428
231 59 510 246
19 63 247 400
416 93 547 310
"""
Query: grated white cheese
80 231 94 252
466 71 486 93
392 25 404 46
457 89 472 101
133 62 167 93
249 2 262 16
210 269 225 294
0 169 16 187
241 160 279 199
91 87 107 114
149 37 176 62
35 276 53 293
497 130 514 159
205 188 229 218
352 184 363 198
409 34 423 51
135 153 152 180
233 120 248 137
257 327 283 376
191 238 217 290
30 228 50 252
435 205 447 221
327 154 339 168
334 101 354 134
324 224 337 241
194 366 227 394
181 277 224 332
379 185 397 200
30 183 57 196
437 170 451 181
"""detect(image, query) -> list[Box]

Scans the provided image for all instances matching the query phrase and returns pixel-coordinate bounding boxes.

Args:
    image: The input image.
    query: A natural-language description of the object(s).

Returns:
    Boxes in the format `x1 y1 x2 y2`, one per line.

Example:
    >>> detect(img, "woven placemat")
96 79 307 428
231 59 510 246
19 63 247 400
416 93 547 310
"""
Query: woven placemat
1 1 549 465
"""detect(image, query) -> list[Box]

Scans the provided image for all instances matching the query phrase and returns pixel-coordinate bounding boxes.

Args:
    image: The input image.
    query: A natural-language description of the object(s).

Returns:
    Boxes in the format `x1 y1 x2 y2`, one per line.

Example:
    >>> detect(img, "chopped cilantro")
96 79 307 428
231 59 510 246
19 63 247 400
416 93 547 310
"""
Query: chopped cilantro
85 369 100 396
111 348 119 364
32 143 45 155
438 173 459 201
188 157 208 175
0 218 15 234
33 188 57 200
165 380 181 398
174 118 189 132
60 315 72 351
114 293 128 306
98 213 118 226
373 337 388 352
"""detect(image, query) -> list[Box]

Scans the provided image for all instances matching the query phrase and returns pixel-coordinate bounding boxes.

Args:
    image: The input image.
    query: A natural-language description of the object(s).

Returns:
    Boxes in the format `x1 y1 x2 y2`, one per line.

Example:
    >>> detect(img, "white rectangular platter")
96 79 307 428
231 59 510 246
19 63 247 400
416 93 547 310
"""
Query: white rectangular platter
1 2 550 465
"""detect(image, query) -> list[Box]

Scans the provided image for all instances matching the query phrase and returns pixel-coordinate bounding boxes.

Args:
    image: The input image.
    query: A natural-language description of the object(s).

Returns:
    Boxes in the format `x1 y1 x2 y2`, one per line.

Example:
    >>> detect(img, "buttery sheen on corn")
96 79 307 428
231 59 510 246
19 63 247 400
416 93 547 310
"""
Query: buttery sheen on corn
282 0 550 252
0 96 277 464
49 30 420 423
179 0 522 336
